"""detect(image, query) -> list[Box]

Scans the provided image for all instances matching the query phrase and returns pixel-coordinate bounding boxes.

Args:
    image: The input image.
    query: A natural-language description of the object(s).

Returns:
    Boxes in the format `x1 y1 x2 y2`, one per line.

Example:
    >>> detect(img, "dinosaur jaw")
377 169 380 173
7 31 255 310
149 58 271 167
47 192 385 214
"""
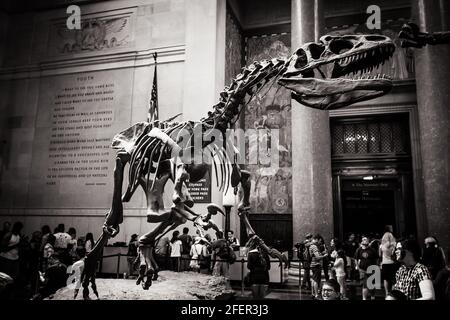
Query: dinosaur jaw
280 76 392 110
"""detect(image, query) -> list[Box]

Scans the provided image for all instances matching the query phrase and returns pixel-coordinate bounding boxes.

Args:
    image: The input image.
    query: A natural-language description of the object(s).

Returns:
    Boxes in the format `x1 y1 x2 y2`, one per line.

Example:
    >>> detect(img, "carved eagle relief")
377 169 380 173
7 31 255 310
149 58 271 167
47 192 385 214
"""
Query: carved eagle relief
57 17 128 53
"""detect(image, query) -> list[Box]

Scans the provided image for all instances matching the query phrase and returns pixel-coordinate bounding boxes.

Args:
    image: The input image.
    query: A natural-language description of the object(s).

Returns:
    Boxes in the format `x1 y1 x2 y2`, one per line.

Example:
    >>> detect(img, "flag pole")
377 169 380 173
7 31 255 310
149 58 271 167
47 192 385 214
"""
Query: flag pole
147 52 159 126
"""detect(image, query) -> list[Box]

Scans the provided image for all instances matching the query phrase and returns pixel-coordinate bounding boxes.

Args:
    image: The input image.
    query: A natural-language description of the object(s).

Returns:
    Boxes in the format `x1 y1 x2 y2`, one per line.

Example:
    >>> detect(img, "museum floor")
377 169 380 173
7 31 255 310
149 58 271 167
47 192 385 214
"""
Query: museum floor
233 270 387 300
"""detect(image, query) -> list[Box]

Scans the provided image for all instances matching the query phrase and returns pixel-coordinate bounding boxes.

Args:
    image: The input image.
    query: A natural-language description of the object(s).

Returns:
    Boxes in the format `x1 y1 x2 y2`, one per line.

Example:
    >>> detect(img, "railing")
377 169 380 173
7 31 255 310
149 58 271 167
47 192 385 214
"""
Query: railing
98 253 293 296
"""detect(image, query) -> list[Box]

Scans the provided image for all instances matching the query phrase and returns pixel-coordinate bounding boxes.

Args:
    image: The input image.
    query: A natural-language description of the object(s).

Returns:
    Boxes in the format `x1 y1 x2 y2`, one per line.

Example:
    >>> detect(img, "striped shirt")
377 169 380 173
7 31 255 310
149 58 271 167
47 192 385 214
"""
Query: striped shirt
309 243 322 267
393 263 431 300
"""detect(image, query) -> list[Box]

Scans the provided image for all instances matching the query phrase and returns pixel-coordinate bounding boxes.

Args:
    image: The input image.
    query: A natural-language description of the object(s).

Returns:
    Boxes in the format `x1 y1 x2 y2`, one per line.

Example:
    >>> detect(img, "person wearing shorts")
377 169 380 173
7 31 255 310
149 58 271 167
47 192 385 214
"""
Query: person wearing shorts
355 236 378 300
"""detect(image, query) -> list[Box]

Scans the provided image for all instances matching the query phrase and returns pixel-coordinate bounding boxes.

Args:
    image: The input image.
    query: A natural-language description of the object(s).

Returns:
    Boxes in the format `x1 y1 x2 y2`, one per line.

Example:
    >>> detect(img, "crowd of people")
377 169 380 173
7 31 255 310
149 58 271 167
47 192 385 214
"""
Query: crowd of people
295 226 449 300
0 221 95 300
2 218 448 301
0 219 247 300
134 228 239 278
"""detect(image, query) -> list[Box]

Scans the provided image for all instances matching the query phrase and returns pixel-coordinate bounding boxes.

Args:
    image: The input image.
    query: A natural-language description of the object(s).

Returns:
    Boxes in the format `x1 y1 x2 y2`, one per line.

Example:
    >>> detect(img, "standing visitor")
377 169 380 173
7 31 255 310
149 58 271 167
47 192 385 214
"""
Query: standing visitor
178 227 192 271
318 235 330 281
190 237 208 273
227 230 240 250
127 234 139 278
154 236 170 271
84 233 94 254
0 222 11 243
421 236 446 280
170 231 182 272
333 249 347 299
390 239 435 300
39 225 52 253
53 224 71 266
309 234 327 299
379 231 397 297
0 221 23 281
211 231 230 277
300 233 312 290
246 236 271 299
355 236 378 300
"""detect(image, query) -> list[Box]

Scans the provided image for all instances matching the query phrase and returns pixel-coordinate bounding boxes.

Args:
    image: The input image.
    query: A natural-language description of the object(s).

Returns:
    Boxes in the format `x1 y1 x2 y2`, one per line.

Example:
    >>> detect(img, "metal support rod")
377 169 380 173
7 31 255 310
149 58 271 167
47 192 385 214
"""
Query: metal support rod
224 205 232 241
241 258 245 296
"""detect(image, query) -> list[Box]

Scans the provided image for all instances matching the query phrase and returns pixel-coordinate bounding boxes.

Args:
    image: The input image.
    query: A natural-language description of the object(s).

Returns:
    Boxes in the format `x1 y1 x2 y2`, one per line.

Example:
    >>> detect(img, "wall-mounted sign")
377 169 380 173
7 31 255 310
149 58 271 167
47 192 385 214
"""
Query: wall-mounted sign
187 167 211 203
342 179 398 191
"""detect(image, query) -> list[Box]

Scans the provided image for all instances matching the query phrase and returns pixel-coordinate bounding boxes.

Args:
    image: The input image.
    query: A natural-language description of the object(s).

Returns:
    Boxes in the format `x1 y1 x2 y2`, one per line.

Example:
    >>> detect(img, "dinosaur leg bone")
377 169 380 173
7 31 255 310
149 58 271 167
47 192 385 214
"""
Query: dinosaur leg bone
137 245 155 290
238 169 251 211
238 209 256 238
79 151 129 299
249 235 289 269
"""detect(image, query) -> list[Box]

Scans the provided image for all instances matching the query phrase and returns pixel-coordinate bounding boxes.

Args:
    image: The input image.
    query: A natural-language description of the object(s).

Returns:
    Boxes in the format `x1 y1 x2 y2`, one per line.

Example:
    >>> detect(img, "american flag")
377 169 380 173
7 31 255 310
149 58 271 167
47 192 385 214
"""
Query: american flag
147 52 158 123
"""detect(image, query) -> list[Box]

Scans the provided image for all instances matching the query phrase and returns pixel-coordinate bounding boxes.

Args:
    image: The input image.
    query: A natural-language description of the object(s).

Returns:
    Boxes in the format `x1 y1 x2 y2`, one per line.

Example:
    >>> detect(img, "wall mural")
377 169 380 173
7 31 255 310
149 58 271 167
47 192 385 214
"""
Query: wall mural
326 19 415 80
245 34 292 214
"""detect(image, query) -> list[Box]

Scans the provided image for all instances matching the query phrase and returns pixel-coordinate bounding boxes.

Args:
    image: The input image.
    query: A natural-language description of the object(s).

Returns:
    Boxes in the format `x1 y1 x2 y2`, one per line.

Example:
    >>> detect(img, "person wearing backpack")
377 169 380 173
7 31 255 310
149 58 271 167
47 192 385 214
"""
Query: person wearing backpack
211 231 230 277
246 237 271 299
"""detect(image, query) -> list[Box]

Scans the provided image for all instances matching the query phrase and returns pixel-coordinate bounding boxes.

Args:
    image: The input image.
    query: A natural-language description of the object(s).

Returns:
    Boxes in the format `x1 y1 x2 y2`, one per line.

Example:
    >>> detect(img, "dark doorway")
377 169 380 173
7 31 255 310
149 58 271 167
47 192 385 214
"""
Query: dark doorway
331 113 416 240
342 187 396 237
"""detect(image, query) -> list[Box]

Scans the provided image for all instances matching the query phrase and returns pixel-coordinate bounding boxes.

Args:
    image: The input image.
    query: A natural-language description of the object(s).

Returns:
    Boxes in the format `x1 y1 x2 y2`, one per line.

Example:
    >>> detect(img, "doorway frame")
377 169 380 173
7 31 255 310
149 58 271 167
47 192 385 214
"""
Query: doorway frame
336 174 407 239
329 97 426 242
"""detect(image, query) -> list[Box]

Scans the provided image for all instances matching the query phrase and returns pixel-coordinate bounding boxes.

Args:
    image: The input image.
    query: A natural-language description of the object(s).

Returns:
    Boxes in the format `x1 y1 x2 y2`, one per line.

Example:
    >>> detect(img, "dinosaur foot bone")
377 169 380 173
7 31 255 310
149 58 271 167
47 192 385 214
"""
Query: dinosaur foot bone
142 269 154 290
267 247 289 269
136 264 146 286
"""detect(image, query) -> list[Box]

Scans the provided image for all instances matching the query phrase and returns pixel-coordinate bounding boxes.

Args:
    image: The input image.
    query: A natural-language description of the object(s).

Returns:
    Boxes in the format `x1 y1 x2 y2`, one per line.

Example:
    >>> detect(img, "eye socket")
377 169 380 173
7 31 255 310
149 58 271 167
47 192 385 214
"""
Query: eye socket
308 43 325 59
322 36 332 42
294 49 308 69
328 39 354 55
365 35 387 41
342 35 359 41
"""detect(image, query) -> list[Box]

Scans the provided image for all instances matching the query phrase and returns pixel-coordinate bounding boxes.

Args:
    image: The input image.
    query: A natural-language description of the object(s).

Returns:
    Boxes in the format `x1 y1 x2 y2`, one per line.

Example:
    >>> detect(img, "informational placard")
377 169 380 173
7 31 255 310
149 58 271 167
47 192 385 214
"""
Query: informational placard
28 69 133 208
187 168 211 203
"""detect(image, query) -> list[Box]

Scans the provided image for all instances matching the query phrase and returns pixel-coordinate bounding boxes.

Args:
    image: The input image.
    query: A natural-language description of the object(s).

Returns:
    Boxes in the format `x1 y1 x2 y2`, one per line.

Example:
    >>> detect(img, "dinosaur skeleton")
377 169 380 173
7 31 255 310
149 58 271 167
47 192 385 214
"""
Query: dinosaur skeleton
399 22 450 48
78 34 395 299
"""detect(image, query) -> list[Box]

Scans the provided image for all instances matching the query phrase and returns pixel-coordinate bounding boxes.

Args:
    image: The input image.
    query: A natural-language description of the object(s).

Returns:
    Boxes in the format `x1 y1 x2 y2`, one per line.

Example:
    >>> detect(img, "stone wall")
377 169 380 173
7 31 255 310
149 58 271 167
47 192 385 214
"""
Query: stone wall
0 0 225 243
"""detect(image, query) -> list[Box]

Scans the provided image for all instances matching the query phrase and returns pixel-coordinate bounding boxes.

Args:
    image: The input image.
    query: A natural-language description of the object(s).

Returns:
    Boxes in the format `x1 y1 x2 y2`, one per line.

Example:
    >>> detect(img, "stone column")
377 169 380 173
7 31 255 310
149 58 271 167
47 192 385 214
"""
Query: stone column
291 0 333 244
412 0 450 252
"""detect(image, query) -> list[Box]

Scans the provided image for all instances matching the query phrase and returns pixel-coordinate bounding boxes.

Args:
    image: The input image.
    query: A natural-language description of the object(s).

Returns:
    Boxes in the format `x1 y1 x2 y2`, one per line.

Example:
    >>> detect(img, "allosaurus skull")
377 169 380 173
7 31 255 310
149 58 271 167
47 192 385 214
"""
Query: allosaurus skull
278 34 395 110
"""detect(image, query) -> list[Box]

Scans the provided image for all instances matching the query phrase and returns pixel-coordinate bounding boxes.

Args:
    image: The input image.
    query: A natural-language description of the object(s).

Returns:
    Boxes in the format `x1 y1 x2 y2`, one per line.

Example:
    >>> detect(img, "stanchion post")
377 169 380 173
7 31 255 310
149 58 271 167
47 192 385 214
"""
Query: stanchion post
280 260 283 284
116 254 121 279
299 260 302 300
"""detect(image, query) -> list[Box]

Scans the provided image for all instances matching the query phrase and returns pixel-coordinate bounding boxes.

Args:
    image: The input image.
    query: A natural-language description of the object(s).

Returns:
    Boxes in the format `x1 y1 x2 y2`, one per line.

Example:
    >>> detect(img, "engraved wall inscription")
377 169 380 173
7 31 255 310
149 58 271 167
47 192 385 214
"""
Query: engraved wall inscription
29 69 133 208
